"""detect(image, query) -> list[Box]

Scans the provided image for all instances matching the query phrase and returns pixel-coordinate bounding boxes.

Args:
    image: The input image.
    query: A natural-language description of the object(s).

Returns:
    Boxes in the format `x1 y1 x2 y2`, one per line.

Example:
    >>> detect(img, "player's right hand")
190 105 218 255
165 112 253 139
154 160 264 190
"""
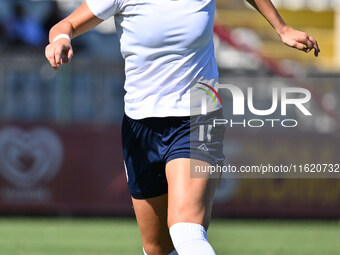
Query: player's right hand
45 38 73 71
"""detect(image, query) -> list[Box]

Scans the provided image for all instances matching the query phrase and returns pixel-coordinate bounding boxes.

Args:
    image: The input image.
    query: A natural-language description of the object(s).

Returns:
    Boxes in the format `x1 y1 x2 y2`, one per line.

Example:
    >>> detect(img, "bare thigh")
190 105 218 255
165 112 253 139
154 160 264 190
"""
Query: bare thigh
132 194 174 255
166 158 220 229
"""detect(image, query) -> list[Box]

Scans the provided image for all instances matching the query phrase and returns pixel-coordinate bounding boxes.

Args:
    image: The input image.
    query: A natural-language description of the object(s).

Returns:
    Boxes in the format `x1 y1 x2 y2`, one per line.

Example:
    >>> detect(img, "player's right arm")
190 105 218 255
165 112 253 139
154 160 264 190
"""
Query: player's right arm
45 2 103 71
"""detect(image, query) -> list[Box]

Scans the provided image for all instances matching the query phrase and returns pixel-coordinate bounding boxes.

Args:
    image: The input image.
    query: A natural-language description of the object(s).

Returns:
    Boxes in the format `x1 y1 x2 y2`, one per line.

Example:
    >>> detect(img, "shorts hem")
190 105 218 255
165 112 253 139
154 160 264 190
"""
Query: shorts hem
166 152 224 167
130 189 168 199
165 152 190 164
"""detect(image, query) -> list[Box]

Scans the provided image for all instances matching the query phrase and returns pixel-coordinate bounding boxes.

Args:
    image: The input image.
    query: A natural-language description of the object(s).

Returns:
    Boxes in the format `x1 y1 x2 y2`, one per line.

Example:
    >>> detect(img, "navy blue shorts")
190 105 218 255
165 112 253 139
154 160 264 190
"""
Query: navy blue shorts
121 109 225 199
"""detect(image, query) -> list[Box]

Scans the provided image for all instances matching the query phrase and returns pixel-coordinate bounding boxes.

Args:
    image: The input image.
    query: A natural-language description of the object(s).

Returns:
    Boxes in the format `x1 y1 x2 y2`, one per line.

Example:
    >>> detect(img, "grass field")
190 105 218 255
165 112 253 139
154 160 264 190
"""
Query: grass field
0 218 339 255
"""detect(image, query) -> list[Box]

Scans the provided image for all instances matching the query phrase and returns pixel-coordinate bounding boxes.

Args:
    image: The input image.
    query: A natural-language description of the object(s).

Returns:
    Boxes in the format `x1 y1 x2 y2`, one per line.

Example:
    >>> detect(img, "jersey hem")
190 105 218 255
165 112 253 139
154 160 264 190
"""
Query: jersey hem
124 106 222 120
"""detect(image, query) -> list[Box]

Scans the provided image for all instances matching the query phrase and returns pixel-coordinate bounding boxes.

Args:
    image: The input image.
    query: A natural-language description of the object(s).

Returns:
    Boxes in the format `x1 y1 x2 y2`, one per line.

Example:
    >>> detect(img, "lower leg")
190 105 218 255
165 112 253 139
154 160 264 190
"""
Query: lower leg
132 194 175 255
166 159 219 255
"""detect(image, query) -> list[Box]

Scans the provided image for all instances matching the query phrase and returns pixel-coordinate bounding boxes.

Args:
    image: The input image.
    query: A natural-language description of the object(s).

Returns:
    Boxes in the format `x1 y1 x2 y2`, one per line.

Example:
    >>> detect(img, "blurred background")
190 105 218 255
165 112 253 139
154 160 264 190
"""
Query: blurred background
0 0 339 254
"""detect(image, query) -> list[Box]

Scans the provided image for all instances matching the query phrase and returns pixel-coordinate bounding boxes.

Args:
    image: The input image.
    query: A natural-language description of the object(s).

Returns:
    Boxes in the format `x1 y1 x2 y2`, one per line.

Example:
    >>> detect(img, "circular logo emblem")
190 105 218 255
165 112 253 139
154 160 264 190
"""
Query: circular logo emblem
0 127 63 188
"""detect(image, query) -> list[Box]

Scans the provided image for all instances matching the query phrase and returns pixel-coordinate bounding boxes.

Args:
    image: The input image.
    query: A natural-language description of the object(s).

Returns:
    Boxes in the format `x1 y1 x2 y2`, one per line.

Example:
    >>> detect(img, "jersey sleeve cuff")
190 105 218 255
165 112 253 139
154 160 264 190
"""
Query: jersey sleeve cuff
86 0 114 20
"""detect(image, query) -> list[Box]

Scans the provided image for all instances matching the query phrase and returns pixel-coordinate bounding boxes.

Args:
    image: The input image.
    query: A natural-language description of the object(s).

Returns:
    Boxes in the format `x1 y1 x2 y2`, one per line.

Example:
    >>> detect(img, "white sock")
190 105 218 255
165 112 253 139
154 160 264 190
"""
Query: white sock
169 222 216 255
143 248 178 255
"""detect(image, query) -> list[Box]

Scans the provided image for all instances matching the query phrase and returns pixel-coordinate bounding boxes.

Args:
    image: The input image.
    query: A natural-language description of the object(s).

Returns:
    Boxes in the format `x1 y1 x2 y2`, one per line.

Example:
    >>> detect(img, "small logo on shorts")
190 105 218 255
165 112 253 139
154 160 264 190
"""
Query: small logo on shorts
197 143 209 153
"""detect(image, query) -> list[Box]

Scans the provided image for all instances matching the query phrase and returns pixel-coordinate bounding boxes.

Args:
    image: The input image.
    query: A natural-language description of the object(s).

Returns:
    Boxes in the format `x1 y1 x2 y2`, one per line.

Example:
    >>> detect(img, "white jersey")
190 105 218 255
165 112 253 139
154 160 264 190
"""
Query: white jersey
86 0 220 119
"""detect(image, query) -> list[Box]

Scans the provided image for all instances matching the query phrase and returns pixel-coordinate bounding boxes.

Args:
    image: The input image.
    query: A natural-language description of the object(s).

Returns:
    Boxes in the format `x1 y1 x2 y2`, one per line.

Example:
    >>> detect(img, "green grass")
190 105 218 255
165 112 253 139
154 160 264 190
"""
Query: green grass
0 218 339 255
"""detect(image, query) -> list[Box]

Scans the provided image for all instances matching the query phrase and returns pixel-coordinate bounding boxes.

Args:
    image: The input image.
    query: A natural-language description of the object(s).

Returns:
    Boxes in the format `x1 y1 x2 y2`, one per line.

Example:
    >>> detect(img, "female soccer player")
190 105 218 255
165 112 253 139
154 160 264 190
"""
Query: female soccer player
45 0 319 254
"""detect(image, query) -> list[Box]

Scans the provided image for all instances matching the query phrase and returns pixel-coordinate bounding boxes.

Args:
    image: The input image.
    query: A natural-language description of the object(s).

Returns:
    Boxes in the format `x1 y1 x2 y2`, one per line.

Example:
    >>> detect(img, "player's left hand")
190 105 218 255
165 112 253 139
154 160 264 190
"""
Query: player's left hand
278 26 320 57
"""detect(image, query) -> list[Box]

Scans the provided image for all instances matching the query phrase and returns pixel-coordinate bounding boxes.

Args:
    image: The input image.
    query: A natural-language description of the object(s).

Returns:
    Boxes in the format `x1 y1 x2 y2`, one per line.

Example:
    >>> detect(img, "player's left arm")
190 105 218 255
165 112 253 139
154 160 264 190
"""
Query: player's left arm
245 0 320 57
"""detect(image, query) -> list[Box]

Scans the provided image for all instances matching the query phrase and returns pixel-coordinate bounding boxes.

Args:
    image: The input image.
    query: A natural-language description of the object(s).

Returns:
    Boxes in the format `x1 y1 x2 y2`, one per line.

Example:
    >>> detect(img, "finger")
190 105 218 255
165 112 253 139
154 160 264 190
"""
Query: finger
68 48 73 61
48 58 58 70
54 47 62 66
62 48 73 64
45 47 56 68
301 37 313 50
61 49 69 64
44 46 50 60
47 54 57 70
45 45 60 70
293 42 307 51
308 36 320 57
308 36 320 51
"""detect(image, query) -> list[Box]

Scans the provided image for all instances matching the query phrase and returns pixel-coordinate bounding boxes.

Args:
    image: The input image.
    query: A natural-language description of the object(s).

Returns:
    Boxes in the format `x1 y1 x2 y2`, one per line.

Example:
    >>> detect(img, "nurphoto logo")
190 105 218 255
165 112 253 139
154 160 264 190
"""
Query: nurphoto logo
195 79 312 128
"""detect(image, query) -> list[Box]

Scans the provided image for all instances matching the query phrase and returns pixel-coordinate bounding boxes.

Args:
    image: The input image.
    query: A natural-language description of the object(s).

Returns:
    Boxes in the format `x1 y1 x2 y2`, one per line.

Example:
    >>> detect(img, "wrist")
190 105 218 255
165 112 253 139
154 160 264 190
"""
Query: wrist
53 34 71 43
275 24 289 37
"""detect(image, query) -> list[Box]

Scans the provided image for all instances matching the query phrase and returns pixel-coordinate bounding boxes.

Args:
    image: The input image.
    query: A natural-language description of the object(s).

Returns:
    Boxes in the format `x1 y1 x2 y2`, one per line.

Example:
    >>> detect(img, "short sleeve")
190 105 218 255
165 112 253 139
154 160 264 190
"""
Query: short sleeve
86 0 122 20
